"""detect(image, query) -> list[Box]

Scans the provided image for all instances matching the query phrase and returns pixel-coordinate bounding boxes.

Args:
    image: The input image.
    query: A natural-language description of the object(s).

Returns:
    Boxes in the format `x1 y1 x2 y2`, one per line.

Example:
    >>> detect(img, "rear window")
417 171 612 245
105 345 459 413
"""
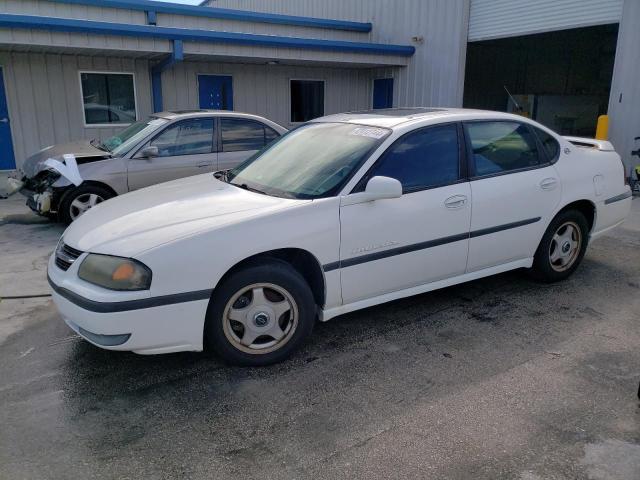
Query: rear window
533 127 560 162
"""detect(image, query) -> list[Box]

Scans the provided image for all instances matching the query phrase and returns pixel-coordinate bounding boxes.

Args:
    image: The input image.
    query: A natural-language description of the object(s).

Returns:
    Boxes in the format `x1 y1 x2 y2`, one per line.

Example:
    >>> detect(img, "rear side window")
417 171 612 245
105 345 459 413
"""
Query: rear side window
364 123 460 192
533 127 560 162
221 118 271 152
465 121 541 176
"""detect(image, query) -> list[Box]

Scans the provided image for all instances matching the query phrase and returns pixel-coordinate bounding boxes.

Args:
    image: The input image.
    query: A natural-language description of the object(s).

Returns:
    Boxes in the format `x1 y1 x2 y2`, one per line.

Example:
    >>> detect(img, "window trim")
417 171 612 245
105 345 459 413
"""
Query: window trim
289 78 326 125
78 70 138 128
132 117 216 158
462 119 554 181
351 121 466 195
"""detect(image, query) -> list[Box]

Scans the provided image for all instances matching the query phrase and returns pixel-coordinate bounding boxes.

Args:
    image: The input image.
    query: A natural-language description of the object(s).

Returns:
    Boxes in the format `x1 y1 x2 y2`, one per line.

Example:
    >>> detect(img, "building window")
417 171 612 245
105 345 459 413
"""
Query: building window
80 72 137 125
290 80 324 123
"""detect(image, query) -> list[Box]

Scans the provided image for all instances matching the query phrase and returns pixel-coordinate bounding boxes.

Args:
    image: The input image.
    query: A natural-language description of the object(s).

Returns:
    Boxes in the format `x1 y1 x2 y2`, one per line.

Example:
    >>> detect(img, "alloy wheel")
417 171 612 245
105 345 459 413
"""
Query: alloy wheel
69 193 104 220
222 283 299 354
549 221 582 272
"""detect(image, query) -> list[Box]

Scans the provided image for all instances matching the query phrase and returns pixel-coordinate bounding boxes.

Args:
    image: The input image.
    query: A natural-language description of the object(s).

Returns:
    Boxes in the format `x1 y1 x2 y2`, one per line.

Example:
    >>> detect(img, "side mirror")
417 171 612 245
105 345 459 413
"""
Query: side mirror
140 146 159 158
341 176 402 206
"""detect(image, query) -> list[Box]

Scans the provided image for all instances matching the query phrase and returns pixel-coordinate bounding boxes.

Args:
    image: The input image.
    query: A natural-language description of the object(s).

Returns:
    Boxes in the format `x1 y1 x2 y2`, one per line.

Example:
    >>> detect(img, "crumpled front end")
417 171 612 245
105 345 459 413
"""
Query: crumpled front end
20 168 64 216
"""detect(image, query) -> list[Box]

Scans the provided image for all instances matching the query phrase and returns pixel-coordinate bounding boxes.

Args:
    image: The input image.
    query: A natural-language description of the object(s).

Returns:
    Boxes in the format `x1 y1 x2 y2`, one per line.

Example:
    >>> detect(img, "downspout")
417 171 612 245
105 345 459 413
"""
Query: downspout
151 39 184 113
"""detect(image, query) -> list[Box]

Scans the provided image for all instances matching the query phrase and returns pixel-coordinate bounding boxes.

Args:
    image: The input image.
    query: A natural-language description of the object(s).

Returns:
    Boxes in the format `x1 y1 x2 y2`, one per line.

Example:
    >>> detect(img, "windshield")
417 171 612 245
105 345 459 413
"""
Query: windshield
227 122 390 199
100 118 169 155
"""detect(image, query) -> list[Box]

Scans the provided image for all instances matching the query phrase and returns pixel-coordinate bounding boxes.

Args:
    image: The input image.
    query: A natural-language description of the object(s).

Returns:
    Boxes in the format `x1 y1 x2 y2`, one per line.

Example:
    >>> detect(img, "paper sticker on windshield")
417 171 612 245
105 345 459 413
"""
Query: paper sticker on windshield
350 127 387 139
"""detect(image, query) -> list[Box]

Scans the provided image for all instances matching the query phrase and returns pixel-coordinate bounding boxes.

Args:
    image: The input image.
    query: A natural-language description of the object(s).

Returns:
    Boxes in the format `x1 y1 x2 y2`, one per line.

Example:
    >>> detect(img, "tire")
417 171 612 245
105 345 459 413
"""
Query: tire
58 184 115 225
205 260 316 366
530 209 589 282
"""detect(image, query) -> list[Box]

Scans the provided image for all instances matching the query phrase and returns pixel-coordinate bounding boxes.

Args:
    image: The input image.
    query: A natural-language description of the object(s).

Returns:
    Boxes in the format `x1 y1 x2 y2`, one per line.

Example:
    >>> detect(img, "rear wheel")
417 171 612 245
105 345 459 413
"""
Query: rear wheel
58 184 115 224
531 210 589 282
205 261 315 366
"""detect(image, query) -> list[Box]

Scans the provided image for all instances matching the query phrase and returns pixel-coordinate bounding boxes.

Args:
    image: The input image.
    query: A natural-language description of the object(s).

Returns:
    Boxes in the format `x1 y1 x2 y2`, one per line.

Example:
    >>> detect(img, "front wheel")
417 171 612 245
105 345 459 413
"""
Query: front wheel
205 261 316 366
530 209 589 282
58 184 115 224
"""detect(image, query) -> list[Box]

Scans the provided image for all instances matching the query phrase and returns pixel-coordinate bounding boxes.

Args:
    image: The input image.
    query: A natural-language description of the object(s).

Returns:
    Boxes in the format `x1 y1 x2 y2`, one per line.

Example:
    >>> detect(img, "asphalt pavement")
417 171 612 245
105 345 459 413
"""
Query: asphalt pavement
1 196 639 479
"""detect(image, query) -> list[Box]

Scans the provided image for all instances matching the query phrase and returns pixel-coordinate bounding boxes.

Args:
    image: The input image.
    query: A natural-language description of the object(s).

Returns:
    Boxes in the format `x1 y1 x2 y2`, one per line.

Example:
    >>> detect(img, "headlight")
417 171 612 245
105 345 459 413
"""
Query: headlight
78 254 152 291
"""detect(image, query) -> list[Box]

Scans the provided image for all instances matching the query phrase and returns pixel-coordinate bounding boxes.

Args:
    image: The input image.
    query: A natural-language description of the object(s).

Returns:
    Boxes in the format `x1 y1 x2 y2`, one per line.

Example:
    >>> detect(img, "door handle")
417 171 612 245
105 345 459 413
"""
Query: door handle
0 118 8 124
196 162 212 168
444 195 467 209
540 177 558 190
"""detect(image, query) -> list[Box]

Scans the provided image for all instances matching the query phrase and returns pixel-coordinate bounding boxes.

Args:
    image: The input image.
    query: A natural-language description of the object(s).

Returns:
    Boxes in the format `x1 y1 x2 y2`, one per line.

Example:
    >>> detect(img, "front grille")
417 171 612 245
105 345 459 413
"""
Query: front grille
55 242 83 271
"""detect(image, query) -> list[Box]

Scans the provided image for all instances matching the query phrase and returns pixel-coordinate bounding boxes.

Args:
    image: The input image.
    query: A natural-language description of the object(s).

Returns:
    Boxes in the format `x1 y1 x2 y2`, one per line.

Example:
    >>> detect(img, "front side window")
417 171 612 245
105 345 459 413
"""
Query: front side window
80 72 137 125
290 80 324 123
221 119 269 152
227 122 390 199
465 121 541 176
362 124 460 192
149 118 214 157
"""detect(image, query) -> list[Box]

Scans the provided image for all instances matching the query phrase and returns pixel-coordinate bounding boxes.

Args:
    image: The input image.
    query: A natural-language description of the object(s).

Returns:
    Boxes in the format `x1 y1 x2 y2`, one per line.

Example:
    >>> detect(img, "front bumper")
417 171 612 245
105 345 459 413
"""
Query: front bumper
47 253 210 354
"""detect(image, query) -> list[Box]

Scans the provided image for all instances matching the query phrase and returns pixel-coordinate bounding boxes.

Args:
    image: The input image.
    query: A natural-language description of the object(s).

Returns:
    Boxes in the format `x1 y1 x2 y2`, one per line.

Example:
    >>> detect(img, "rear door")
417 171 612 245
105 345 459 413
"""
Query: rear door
464 120 561 272
217 117 280 171
127 117 216 190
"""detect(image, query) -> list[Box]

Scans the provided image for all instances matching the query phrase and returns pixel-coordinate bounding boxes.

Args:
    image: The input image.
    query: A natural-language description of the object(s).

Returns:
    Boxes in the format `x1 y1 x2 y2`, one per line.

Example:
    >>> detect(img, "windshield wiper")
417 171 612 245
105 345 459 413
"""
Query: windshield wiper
234 182 267 195
90 139 111 153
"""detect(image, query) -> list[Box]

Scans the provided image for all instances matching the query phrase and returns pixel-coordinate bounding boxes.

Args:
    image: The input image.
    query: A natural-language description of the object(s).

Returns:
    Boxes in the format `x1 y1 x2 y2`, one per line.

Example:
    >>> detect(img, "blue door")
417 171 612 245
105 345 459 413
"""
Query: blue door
373 78 394 109
0 67 16 170
198 75 233 110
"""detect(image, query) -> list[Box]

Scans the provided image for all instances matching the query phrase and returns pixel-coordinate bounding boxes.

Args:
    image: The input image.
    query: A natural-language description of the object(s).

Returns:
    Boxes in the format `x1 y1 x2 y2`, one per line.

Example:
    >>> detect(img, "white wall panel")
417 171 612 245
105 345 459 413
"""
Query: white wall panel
0 51 152 165
210 0 470 107
162 62 372 129
607 0 640 172
468 0 623 41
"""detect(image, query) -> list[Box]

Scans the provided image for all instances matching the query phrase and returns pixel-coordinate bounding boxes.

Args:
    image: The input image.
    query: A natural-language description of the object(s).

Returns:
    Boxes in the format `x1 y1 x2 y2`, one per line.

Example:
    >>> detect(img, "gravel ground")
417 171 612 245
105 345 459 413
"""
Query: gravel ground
1 195 639 480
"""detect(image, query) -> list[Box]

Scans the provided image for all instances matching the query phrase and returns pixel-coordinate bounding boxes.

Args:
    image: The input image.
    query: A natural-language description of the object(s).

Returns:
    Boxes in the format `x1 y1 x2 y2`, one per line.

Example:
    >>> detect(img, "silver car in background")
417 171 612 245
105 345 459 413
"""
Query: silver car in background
18 110 287 223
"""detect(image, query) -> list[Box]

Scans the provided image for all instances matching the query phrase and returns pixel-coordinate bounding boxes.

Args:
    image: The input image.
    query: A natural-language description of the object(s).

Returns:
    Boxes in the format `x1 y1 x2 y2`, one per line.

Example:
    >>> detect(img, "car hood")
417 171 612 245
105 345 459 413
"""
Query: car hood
20 141 111 178
63 174 305 256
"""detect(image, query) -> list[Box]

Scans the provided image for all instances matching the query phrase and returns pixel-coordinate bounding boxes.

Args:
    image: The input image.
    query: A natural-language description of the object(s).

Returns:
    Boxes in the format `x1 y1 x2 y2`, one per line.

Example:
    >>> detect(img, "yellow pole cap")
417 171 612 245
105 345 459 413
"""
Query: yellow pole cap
595 114 609 140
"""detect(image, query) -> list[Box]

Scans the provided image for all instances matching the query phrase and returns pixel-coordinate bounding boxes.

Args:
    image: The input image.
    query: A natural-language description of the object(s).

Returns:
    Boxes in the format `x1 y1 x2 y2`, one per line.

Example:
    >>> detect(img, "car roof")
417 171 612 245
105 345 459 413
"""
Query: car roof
151 110 287 131
311 107 527 128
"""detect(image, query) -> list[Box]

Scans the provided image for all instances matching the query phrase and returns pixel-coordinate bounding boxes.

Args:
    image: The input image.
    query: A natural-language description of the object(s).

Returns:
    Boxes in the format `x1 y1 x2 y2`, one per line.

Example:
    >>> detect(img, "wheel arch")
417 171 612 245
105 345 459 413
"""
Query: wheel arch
555 199 596 233
57 180 118 207
214 248 326 308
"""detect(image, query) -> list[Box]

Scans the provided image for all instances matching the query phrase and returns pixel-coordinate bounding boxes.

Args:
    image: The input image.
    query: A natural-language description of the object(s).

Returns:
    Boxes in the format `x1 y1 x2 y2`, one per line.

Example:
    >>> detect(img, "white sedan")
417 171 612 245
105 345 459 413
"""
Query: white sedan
48 108 632 365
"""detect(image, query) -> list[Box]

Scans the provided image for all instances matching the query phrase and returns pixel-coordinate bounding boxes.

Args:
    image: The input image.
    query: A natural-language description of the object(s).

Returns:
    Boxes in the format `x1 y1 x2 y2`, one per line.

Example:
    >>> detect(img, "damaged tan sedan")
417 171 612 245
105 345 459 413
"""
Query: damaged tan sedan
15 110 286 223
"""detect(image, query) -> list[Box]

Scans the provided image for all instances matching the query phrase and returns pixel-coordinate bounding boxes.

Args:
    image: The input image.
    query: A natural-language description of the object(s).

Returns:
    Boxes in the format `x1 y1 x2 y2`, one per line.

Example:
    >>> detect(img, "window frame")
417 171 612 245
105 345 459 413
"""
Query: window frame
289 78 326 125
462 119 553 181
351 121 467 195
78 70 138 128
218 117 276 153
133 117 216 158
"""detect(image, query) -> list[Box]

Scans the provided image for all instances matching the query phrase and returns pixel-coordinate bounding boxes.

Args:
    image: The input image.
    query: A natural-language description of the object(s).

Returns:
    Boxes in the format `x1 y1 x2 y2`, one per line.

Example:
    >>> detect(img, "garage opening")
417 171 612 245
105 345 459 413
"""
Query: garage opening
463 24 618 137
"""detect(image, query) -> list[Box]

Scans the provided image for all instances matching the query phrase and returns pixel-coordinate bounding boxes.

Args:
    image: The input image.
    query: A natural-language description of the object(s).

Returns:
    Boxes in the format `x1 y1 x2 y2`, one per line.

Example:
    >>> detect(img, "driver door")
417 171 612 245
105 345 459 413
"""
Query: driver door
338 123 471 304
127 117 216 191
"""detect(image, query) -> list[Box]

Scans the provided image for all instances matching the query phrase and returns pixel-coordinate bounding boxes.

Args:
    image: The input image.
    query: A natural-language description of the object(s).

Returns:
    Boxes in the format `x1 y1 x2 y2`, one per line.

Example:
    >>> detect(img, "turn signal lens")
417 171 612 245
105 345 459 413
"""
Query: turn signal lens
78 254 152 291
112 262 135 281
